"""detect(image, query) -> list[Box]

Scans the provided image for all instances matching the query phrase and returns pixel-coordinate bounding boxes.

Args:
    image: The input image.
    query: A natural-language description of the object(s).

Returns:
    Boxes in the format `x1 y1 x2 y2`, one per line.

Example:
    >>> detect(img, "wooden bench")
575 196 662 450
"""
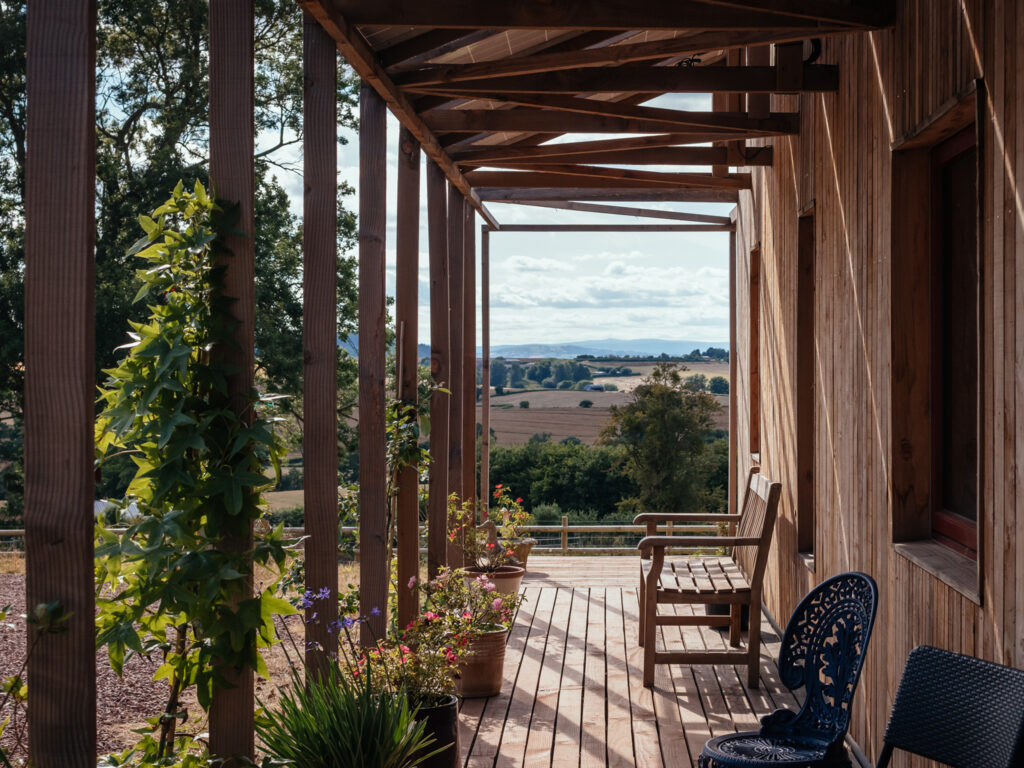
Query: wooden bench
636 468 781 688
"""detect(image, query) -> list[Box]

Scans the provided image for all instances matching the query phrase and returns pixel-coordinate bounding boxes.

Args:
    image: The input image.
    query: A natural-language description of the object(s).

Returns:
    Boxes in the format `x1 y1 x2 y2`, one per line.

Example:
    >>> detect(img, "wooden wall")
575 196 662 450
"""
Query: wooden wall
733 2 1022 765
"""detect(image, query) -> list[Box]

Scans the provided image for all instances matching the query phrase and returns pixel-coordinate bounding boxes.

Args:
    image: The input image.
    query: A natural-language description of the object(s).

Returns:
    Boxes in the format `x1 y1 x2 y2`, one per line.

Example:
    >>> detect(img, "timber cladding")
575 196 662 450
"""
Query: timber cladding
732 2 1022 765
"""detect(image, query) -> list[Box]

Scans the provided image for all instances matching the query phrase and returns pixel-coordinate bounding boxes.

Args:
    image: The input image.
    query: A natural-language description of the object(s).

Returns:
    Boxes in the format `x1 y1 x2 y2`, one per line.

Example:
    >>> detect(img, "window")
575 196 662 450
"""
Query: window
796 211 815 555
930 128 979 558
890 83 982 600
749 245 760 456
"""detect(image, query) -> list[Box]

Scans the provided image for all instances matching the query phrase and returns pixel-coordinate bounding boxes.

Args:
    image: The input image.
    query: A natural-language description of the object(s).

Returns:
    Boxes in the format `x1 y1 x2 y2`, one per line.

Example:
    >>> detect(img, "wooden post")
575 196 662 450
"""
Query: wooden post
728 226 738 529
24 3 97 764
209 1 256 761
561 515 569 554
395 125 421 627
480 227 491 518
302 12 338 674
462 206 477 507
726 48 745 166
426 161 450 578
447 186 465 567
358 85 388 643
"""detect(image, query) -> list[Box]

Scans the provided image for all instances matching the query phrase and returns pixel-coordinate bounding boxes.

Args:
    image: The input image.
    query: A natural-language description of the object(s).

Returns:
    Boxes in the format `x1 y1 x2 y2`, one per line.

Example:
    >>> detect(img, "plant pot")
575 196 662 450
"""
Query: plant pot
706 602 749 631
512 538 537 567
463 565 525 597
415 694 460 768
455 628 508 698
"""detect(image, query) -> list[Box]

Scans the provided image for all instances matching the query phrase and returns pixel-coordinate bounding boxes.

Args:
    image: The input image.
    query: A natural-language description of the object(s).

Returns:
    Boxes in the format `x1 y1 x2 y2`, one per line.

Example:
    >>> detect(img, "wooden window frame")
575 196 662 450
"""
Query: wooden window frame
889 82 984 603
749 244 761 458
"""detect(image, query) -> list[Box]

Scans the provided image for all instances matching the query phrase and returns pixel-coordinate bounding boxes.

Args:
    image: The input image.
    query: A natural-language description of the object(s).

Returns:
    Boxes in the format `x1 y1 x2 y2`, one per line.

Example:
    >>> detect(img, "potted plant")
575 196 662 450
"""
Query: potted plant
449 488 530 595
410 568 525 699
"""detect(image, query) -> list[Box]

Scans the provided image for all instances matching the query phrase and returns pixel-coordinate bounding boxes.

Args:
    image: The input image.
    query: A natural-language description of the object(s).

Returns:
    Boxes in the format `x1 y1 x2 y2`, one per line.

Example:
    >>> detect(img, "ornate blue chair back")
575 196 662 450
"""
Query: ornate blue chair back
764 572 878 750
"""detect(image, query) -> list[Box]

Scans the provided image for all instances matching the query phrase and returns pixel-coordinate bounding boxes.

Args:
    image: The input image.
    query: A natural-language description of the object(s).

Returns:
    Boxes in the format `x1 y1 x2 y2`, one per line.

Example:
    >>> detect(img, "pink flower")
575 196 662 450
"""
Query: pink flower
483 582 496 593
407 576 417 589
492 597 503 610
463 610 473 619
423 611 439 622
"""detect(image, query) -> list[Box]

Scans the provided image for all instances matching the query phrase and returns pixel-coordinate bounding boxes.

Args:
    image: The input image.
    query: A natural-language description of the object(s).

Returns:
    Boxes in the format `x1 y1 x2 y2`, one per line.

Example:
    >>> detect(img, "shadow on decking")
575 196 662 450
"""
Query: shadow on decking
458 556 802 768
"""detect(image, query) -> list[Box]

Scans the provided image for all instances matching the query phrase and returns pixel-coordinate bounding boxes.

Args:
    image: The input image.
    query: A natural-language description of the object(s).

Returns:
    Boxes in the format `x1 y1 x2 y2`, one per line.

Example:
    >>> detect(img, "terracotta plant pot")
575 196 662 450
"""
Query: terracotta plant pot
463 564 525 597
455 628 508 698
415 694 460 768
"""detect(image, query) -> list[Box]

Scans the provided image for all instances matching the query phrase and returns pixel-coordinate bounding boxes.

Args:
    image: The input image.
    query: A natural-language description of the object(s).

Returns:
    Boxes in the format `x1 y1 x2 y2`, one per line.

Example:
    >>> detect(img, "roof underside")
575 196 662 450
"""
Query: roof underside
301 1 896 228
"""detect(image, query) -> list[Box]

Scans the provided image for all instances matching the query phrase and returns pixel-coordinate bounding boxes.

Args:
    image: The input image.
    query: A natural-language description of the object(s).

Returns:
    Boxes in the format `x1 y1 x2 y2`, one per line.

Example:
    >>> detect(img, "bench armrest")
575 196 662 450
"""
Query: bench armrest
633 512 742 524
637 535 761 552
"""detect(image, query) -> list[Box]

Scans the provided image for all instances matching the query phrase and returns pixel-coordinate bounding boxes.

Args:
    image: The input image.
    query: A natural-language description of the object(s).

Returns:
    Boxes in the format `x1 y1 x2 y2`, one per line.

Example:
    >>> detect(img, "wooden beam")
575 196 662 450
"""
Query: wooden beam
462 207 476 505
323 0 885 29
746 45 772 119
464 168 751 190
775 41 805 91
492 199 733 224
208 1 255 762
687 0 895 27
24 2 97 764
395 125 420 630
381 29 496 71
298 1 499 228
460 146 773 167
358 85 388 644
409 64 839 94
425 109 770 138
494 224 732 232
446 186 465 567
421 96 800 135
449 134 726 162
394 29 838 86
478 187 740 202
301 10 338 679
426 160 449 579
479 227 490 519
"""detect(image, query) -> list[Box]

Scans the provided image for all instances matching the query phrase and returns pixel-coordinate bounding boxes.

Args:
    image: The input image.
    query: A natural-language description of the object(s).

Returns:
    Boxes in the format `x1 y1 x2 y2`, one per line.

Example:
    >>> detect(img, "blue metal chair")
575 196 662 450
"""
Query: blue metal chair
698 572 878 767
875 645 1024 768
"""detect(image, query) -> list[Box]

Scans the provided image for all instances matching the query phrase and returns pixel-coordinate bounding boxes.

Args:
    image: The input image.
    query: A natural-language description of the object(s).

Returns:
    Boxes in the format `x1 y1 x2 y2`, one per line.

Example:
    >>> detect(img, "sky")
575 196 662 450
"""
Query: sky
261 93 732 348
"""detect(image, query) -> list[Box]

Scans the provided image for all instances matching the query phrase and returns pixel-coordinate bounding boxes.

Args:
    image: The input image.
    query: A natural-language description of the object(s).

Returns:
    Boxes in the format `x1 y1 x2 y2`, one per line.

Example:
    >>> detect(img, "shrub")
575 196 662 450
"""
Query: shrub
579 400 593 408
602 383 618 392
519 400 530 409
541 377 556 389
571 380 593 391
557 380 572 390
708 375 729 394
277 467 304 490
532 502 562 525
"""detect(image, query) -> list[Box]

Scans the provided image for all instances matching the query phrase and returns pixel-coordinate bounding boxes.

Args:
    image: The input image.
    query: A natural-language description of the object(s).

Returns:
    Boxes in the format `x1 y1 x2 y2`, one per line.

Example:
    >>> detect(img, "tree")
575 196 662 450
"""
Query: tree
684 373 708 391
708 375 729 394
489 357 508 387
579 400 593 408
527 360 550 382
509 361 525 387
600 363 721 514
518 400 529 409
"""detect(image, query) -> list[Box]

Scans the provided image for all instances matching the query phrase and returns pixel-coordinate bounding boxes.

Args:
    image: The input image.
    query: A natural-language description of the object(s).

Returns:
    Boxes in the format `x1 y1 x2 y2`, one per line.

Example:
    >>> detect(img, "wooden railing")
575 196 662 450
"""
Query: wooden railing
2 519 726 556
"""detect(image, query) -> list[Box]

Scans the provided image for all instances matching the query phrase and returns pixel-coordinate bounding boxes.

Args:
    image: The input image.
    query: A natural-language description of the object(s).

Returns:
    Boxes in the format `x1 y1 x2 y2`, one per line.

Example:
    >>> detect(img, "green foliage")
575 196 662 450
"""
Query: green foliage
489 357 508 387
684 373 708 391
579 400 593 408
508 362 525 387
255 665 441 768
600 363 721 515
571 380 593 391
518 401 529 409
489 441 637 518
708 375 729 394
557 380 572 390
602 383 618 392
540 377 556 389
531 502 562 525
92 183 295 760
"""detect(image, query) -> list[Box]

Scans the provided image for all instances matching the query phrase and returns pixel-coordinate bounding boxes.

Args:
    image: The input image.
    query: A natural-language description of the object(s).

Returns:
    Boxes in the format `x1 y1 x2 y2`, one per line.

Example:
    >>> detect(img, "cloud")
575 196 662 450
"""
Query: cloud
505 254 572 273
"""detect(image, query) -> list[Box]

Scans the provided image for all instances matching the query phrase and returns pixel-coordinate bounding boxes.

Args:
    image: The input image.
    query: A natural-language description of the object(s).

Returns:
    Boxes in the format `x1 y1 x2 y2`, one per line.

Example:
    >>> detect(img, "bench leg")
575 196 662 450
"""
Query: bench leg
746 600 761 689
642 594 657 687
729 603 741 647
638 577 646 647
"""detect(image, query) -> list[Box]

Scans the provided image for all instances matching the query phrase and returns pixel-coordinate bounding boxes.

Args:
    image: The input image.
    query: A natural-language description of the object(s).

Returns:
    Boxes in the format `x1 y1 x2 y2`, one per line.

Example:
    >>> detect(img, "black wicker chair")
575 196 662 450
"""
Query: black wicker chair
875 645 1024 768
698 572 878 767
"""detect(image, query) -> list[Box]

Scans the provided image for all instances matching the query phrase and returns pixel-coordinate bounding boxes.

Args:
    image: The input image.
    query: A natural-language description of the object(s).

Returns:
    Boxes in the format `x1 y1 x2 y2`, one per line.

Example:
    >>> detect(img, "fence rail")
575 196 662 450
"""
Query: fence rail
1 517 726 557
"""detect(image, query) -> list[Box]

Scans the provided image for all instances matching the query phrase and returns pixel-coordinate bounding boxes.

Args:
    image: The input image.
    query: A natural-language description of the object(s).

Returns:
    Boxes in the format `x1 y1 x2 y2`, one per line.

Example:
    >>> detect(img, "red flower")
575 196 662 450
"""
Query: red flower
516 497 523 503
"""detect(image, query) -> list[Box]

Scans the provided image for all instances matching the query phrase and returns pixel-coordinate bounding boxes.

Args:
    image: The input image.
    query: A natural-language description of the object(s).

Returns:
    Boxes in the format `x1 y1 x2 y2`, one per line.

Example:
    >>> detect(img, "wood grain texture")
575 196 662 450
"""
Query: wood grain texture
480 228 490 518
24 2 97 764
446 187 465 566
493 200 734 224
426 160 450 578
208 1 255 760
732 4 1024 764
462 208 477 504
395 125 420 629
358 85 388 643
301 11 338 674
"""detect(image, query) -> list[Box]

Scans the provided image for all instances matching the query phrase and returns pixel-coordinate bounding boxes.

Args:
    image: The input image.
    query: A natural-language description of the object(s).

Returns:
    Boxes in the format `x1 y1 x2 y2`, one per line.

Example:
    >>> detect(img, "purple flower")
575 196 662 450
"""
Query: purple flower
301 590 315 609
316 587 332 600
327 620 343 634
342 617 356 629
370 606 381 617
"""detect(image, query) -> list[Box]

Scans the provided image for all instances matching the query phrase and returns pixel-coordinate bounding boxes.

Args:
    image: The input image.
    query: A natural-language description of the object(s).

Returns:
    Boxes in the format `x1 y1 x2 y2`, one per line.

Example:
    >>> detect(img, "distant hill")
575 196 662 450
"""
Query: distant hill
482 338 729 359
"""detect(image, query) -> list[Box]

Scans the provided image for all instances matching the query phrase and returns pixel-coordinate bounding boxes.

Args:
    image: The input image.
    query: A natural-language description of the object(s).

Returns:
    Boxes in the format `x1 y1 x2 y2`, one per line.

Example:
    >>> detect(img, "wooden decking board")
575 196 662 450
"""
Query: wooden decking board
460 557 808 767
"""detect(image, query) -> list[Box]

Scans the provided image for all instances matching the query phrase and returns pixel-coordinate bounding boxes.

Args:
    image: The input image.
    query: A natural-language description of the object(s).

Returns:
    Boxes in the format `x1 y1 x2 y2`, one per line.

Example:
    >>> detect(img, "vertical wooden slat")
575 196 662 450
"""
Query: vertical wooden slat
358 85 388 643
395 125 421 627
462 206 477 505
728 226 738 522
796 211 815 554
447 187 465 566
24 2 97 764
427 160 450 578
302 12 338 674
480 227 491 518
746 45 771 120
208 1 255 760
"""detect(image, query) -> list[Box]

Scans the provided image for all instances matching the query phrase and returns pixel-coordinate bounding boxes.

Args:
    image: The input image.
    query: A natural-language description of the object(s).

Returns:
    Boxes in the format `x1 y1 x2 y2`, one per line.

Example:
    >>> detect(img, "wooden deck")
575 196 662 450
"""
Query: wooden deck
459 556 802 767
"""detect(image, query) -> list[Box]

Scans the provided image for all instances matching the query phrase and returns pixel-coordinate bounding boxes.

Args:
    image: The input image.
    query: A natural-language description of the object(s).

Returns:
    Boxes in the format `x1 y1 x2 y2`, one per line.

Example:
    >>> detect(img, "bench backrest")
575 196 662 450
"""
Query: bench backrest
876 645 1024 768
734 468 781 586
